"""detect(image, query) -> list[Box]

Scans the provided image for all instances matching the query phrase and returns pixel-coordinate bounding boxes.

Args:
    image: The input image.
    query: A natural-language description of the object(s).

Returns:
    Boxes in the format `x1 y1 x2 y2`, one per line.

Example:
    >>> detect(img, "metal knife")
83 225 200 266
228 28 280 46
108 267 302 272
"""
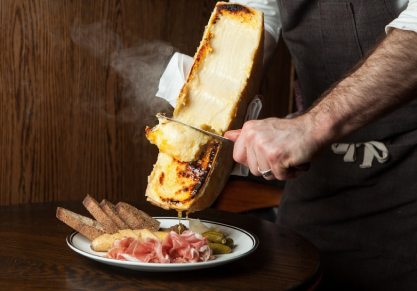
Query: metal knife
156 113 233 143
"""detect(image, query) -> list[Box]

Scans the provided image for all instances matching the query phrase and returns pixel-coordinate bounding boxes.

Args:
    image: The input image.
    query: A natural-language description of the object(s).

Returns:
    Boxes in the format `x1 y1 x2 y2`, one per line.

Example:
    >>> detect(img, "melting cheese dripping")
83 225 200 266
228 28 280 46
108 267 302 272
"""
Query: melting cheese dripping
176 211 190 234
177 210 182 233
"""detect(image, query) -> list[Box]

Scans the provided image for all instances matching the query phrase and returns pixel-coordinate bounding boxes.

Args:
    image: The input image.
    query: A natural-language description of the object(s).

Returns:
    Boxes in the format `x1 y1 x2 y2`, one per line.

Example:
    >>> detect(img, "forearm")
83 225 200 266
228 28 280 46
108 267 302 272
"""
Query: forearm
312 29 417 141
226 15 417 181
308 29 417 144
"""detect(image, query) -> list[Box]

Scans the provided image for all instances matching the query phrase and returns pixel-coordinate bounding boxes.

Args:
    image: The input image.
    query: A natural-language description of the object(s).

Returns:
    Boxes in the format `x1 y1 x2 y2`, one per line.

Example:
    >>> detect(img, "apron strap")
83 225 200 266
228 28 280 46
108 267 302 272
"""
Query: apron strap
331 141 389 168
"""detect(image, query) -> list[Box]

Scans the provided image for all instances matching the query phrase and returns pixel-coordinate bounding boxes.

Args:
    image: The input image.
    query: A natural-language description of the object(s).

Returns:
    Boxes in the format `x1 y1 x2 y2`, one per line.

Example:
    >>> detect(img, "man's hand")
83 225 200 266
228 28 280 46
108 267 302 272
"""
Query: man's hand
225 115 325 180
226 29 417 181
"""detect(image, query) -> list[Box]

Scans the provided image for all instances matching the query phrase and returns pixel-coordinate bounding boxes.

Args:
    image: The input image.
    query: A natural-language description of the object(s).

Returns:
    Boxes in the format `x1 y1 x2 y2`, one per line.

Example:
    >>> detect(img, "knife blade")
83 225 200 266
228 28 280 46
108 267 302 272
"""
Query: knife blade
156 113 233 143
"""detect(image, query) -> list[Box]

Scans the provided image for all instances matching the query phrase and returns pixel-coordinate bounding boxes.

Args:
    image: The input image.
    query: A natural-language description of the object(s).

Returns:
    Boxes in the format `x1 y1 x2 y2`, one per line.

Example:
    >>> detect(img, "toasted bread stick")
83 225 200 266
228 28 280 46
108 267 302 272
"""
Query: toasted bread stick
99 199 129 230
56 207 105 240
115 202 160 231
83 195 119 234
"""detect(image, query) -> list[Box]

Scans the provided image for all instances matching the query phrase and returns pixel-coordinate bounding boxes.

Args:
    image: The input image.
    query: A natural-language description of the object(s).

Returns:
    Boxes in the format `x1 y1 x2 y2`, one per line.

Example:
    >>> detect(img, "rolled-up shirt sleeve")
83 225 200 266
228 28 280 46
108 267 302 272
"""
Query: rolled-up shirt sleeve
386 0 417 33
233 0 282 43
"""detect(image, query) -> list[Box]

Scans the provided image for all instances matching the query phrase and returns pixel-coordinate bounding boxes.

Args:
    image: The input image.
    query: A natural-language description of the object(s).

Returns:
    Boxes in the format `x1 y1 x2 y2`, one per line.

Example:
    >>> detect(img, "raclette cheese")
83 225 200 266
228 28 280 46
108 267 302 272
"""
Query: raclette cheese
145 2 264 213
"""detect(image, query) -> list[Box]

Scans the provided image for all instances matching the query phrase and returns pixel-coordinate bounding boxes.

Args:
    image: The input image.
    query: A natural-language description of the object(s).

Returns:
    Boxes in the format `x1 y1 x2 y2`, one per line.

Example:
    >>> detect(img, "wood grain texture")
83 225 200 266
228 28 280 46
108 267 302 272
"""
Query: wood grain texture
0 201 321 290
0 0 292 206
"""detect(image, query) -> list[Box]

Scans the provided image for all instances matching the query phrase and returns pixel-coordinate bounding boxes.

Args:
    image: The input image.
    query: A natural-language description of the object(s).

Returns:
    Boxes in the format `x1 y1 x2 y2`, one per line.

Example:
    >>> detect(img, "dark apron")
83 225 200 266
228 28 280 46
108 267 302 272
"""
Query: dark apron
276 0 417 288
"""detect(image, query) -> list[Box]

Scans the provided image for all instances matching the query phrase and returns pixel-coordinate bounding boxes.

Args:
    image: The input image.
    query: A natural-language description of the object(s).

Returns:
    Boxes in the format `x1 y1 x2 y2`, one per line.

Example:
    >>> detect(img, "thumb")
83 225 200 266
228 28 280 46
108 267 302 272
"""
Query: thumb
224 129 241 142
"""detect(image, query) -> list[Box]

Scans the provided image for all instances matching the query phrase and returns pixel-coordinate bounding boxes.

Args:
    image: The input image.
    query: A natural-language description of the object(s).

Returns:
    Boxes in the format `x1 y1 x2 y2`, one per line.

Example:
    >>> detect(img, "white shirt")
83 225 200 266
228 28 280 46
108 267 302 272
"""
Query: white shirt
233 0 417 43
387 0 417 33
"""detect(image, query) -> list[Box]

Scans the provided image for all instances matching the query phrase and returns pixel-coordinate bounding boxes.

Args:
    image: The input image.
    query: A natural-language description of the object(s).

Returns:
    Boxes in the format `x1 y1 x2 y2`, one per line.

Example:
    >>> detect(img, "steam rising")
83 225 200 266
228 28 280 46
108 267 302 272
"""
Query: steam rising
110 42 175 120
71 21 176 138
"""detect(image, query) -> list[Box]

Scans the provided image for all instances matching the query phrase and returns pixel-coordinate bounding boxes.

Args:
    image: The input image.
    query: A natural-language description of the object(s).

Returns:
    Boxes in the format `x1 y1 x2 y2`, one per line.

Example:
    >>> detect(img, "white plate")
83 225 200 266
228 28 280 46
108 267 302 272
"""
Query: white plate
67 217 259 272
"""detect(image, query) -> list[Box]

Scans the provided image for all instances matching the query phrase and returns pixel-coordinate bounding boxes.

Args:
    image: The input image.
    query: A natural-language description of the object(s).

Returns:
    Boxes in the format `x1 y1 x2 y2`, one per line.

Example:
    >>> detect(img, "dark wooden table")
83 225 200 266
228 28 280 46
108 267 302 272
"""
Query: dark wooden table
0 201 321 290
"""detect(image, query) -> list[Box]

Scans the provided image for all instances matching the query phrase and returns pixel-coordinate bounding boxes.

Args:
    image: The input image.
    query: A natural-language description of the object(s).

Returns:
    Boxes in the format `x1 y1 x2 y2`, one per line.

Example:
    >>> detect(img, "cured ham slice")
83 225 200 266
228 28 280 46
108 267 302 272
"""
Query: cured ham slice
106 230 213 263
162 230 212 263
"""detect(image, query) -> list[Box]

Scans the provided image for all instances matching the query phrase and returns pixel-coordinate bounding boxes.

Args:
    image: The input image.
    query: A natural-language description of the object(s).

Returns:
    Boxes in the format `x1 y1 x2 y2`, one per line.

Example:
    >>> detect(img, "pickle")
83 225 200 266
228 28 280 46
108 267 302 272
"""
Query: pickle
225 238 234 248
202 231 226 244
209 242 232 254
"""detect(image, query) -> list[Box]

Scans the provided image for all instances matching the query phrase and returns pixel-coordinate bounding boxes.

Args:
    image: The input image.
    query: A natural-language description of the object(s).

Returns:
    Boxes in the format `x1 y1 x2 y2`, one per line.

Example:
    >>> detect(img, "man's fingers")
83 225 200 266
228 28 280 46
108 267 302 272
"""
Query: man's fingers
254 148 274 179
229 129 248 167
224 129 241 141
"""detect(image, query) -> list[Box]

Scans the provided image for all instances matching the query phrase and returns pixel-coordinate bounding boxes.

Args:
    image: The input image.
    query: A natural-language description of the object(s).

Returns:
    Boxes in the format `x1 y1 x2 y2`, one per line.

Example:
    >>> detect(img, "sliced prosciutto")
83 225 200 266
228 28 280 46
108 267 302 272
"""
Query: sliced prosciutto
106 230 214 263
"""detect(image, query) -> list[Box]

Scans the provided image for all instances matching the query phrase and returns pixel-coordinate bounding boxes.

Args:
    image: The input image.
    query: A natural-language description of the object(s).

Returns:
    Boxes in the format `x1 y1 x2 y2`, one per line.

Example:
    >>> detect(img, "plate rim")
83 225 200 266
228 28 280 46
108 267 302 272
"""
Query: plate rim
66 217 259 270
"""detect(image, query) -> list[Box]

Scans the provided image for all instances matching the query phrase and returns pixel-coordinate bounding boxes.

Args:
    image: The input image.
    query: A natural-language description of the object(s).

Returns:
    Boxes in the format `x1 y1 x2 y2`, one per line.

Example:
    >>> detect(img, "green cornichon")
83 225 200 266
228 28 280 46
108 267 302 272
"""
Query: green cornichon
202 231 227 244
209 242 232 254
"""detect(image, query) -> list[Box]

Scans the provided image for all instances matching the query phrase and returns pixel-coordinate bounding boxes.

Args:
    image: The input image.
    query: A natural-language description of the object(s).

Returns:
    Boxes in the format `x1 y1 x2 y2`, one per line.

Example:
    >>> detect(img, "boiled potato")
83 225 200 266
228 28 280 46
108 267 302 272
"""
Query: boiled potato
90 229 170 252
91 233 123 252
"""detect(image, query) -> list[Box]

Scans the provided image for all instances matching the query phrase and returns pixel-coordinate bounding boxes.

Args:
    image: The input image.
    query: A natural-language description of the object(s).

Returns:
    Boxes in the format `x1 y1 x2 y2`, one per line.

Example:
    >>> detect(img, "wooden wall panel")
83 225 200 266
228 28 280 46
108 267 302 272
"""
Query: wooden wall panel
0 0 292 206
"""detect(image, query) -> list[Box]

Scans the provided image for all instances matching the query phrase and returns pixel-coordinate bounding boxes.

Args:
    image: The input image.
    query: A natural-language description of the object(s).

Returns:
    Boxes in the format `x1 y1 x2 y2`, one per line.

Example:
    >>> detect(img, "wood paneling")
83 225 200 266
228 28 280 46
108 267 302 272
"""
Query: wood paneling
0 0 292 206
